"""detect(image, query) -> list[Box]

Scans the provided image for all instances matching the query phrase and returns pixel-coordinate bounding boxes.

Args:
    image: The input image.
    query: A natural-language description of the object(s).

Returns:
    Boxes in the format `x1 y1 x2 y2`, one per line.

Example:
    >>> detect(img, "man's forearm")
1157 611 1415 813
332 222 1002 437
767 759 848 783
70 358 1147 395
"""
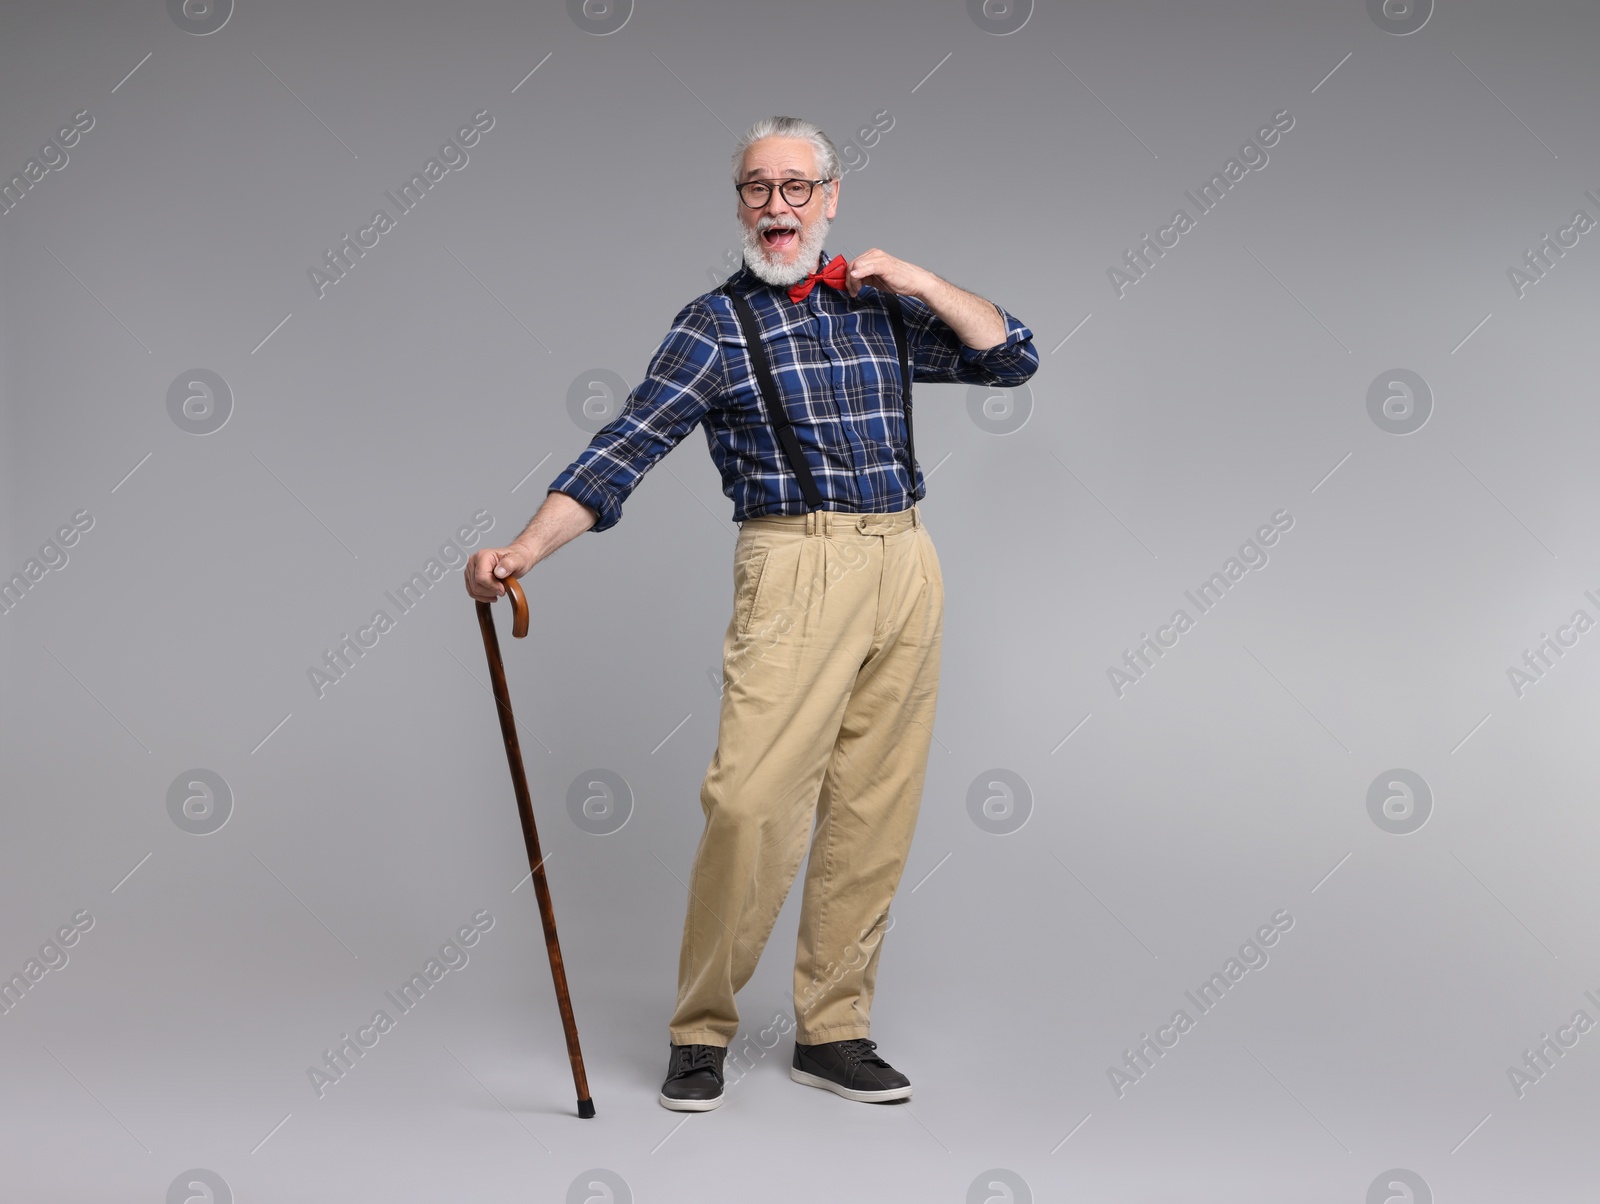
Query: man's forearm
916 274 1007 350
510 490 599 569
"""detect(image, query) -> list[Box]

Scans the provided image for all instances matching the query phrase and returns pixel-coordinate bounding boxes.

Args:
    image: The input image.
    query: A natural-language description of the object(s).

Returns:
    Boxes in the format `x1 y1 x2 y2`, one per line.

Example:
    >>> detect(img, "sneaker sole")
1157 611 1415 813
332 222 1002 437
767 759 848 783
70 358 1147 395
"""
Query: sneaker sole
789 1066 912 1103
658 1091 724 1112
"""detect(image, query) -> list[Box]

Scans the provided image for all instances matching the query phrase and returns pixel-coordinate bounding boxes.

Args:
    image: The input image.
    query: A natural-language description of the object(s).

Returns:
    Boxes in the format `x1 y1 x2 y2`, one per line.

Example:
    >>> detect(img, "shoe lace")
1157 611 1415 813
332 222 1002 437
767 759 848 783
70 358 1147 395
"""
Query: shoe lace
673 1044 722 1077
834 1038 891 1068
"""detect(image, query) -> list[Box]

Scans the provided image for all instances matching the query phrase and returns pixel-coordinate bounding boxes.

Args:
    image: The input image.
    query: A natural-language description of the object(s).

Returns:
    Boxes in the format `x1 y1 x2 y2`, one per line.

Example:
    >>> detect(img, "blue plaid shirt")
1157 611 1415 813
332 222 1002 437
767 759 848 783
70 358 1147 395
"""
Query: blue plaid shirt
547 250 1039 532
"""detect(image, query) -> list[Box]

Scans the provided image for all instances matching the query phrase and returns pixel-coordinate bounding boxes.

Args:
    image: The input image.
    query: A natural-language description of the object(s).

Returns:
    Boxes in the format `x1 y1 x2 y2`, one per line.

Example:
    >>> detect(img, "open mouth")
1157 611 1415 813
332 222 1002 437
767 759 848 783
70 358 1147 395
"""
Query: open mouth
761 225 797 250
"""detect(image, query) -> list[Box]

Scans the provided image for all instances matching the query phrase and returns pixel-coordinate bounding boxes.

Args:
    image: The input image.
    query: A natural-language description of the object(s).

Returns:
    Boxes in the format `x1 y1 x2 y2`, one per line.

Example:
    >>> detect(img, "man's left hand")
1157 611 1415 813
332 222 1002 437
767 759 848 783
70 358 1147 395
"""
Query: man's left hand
845 249 934 300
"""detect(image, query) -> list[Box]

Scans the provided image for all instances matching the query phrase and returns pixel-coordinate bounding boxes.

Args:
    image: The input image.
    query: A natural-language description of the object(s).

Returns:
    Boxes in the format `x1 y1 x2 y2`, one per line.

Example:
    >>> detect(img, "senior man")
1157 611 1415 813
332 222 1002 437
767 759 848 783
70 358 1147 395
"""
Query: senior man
465 115 1037 1111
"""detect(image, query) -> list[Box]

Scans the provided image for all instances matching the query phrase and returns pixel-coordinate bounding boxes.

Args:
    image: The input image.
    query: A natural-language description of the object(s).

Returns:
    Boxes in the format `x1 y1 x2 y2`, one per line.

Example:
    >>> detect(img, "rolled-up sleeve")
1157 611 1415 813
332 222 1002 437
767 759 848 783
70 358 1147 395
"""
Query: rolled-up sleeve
898 294 1039 388
547 299 723 533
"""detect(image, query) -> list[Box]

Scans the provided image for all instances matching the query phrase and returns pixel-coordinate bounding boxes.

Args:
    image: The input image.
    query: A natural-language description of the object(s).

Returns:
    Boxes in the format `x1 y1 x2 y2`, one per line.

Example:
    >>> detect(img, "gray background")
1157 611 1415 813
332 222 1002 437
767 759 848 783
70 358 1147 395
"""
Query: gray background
2 0 1597 1200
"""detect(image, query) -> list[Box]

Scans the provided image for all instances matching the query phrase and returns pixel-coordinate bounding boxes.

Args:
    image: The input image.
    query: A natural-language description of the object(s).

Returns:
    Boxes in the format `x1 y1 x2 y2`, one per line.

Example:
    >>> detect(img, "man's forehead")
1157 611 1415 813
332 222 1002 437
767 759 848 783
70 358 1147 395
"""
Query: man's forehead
738 138 818 180
738 166 814 181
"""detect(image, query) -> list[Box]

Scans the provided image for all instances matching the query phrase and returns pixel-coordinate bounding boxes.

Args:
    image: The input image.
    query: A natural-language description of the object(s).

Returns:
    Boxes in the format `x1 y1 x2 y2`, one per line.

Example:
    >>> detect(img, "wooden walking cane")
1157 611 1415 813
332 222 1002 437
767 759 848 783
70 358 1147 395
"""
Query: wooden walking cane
475 574 595 1119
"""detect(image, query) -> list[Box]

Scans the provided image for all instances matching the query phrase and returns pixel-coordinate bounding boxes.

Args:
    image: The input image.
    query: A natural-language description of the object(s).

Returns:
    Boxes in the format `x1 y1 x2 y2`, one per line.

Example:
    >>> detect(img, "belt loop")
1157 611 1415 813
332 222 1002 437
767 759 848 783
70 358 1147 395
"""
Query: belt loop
806 509 816 536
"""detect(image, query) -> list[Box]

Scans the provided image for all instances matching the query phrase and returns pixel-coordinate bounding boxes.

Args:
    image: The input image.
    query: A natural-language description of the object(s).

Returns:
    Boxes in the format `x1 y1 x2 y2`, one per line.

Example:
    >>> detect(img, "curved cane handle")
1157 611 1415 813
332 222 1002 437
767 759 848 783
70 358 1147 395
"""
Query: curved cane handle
504 574 529 639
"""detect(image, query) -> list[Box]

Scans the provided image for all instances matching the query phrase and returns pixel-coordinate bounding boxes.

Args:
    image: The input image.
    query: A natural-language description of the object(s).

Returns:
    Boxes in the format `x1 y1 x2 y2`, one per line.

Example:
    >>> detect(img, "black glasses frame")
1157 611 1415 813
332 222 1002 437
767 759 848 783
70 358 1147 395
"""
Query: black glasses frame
734 177 833 209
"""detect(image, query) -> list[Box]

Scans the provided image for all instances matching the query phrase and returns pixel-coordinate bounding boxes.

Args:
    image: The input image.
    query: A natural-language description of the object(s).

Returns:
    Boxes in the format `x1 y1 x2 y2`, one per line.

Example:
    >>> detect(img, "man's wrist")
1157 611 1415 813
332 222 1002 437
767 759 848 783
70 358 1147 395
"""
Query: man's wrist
908 267 944 305
510 533 542 567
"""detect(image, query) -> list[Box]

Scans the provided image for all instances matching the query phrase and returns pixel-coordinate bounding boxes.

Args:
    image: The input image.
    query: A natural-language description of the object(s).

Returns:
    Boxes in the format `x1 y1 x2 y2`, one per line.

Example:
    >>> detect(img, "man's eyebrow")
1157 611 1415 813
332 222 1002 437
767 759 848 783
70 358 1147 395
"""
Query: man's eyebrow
739 169 812 181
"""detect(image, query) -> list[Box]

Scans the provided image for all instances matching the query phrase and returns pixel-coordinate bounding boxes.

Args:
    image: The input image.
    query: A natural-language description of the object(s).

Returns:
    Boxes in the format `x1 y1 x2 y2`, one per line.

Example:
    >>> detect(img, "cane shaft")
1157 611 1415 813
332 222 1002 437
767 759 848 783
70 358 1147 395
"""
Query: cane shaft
475 594 593 1115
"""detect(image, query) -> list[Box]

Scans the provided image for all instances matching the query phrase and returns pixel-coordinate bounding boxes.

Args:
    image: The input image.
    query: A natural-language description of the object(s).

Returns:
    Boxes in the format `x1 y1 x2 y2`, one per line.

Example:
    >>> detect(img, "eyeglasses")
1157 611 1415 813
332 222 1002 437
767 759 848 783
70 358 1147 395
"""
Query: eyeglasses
734 177 832 208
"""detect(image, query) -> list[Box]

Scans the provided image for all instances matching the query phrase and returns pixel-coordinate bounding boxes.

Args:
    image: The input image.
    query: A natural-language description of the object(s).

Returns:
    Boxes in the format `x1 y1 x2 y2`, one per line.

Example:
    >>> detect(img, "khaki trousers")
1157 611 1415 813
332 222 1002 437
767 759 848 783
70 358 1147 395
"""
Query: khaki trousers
668 504 943 1047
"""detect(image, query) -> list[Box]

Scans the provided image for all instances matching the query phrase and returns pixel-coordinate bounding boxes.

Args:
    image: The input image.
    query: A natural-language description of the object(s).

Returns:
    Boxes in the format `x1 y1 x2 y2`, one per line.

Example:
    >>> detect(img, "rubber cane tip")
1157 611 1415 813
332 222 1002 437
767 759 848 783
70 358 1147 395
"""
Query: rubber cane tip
577 1097 596 1119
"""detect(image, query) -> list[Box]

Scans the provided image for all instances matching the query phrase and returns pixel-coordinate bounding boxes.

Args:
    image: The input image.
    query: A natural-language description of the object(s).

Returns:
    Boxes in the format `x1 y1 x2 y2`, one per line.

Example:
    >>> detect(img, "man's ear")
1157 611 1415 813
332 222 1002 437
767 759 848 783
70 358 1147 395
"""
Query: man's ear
824 178 840 219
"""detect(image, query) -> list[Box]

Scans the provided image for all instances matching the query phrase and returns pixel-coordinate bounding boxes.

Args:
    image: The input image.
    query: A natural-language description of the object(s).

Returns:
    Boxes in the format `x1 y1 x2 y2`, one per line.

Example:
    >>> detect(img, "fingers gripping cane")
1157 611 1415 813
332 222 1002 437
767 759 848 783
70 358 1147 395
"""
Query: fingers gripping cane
474 575 595 1119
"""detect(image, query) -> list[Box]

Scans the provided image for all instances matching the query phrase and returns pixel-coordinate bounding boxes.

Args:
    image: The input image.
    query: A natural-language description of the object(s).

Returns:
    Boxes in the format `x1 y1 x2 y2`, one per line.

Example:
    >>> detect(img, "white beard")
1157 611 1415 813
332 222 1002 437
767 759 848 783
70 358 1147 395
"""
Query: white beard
740 212 832 287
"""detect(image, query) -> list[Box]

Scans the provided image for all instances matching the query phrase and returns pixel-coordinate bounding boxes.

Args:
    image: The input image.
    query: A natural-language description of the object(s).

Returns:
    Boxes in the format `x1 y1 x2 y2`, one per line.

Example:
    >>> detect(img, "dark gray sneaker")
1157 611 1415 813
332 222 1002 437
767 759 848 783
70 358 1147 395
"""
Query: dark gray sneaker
790 1037 911 1102
659 1043 727 1111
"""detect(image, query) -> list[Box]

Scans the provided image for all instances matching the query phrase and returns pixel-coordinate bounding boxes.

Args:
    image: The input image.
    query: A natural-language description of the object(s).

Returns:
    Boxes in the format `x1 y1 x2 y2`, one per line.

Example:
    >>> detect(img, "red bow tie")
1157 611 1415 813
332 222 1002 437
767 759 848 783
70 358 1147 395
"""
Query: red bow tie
787 254 849 304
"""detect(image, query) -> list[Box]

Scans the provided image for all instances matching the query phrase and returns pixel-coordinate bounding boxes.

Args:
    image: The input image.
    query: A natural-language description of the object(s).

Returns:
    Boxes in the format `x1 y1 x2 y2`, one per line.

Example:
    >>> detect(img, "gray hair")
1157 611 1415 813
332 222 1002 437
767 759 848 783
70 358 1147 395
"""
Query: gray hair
730 116 841 187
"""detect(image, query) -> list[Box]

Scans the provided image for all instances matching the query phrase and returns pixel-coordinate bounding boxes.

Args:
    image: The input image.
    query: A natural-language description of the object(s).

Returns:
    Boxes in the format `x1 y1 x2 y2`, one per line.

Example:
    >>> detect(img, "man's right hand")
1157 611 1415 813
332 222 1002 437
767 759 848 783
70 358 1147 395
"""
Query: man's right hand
462 489 600 603
465 542 533 603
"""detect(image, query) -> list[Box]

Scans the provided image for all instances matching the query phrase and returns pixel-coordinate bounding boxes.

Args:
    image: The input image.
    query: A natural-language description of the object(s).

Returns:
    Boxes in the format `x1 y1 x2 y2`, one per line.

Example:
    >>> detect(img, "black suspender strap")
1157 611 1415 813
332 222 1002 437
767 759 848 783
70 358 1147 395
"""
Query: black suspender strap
719 282 916 512
722 285 826 510
882 291 917 499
